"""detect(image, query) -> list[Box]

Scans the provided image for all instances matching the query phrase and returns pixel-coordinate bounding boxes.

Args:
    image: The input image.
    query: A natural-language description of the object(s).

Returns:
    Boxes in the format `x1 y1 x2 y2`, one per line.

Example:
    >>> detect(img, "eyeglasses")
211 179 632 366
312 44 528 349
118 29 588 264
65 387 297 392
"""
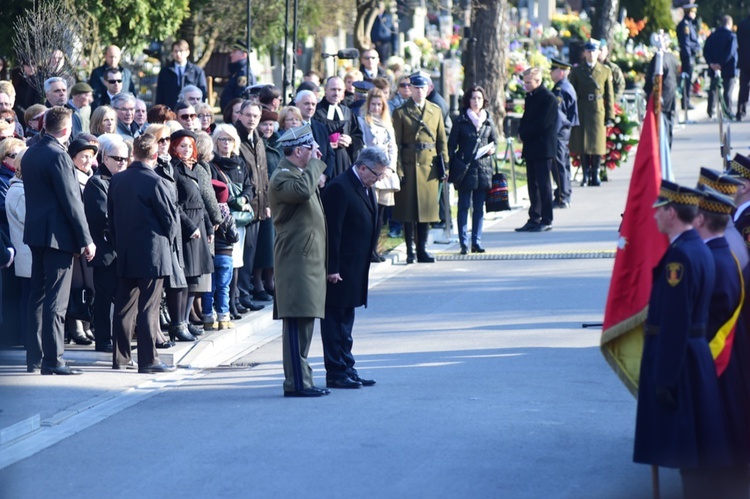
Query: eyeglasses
364 165 386 179
197 114 212 119
399 83 411 88
157 137 170 144
179 113 197 119
107 155 128 163
107 79 123 84
116 107 135 113
217 137 234 142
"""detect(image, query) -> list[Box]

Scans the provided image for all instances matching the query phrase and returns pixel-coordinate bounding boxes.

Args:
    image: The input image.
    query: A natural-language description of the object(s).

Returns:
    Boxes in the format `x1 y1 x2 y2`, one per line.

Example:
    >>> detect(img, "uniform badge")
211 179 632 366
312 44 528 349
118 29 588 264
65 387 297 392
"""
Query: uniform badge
666 262 684 287
684 26 689 34
238 76 247 87
557 95 563 105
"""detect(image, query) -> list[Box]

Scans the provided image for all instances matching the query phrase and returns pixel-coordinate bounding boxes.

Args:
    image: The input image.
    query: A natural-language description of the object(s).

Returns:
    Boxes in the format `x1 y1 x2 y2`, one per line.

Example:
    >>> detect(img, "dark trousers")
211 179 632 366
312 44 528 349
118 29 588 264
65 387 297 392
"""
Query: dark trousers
93 264 118 349
112 276 163 367
708 71 735 117
282 317 315 392
28 246 74 368
681 54 694 108
552 133 572 203
320 306 357 381
526 158 554 226
738 68 750 118
237 221 260 299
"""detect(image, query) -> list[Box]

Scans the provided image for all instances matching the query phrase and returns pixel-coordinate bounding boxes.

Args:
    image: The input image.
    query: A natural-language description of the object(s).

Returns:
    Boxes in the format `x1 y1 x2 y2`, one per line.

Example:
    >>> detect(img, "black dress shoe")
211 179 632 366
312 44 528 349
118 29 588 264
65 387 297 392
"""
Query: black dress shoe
552 200 571 209
460 246 468 255
239 296 265 311
417 252 435 263
27 363 41 373
326 377 363 389
471 244 485 253
41 365 83 375
69 330 93 345
95 342 114 353
515 221 540 232
350 374 376 386
529 224 552 232
138 361 176 374
235 301 249 314
406 254 415 264
253 290 274 301
156 340 174 349
284 387 328 397
113 360 138 370
370 253 386 263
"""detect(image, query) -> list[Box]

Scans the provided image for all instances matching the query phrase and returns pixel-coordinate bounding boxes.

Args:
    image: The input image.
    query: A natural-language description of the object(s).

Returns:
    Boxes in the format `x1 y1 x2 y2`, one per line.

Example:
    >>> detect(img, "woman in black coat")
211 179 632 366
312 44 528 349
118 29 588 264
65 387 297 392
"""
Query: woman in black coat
209 124 254 319
447 85 498 254
170 130 214 337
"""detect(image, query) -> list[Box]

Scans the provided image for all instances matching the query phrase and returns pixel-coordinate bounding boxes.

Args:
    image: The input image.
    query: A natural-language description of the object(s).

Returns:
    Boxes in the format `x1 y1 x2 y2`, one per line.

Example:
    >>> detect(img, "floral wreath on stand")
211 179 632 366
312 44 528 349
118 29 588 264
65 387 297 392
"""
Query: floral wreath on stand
571 103 639 181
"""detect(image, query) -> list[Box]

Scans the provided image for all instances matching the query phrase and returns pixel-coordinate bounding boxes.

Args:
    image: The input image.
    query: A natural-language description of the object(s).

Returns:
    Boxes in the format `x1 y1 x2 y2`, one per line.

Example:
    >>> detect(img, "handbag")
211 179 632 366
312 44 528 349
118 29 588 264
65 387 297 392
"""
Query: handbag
67 258 94 322
217 169 255 227
486 170 511 212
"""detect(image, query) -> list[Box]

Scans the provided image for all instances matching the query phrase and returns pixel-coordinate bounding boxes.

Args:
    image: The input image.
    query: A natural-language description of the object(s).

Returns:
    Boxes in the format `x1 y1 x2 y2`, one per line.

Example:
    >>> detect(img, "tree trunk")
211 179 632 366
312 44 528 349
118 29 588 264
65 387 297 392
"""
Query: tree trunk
591 0 620 46
354 0 379 52
463 0 508 133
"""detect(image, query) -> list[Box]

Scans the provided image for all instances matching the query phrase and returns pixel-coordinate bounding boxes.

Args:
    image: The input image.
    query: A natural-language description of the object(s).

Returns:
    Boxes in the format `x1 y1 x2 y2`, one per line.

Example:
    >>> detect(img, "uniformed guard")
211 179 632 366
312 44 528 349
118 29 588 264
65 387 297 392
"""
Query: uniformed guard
677 4 701 111
598 41 625 102
392 73 449 263
550 58 579 208
726 154 750 253
634 180 731 497
219 40 257 111
693 184 750 498
568 39 614 187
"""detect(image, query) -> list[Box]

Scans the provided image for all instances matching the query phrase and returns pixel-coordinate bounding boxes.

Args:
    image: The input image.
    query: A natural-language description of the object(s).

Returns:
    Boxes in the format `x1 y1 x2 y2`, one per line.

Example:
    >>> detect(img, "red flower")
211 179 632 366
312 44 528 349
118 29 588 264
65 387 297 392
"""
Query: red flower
607 141 615 150
606 161 617 170
611 127 622 135
624 144 633 152
610 150 622 160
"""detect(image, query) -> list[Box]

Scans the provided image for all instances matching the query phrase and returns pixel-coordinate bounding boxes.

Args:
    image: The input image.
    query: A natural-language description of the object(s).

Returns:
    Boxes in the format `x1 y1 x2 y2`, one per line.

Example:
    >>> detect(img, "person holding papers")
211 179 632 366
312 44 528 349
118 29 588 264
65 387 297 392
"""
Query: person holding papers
447 85 498 254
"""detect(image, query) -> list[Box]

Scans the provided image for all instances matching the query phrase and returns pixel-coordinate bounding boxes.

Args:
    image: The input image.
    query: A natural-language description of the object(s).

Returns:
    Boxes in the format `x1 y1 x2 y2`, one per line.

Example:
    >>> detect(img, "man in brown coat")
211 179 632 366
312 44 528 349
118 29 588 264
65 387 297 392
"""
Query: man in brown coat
392 73 449 263
269 125 330 398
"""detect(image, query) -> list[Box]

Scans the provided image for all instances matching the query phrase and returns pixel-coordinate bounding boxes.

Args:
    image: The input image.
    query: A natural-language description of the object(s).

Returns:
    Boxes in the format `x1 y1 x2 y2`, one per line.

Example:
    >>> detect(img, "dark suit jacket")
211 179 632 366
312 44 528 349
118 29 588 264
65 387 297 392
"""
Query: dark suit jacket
704 26 738 79
88 65 136 102
82 167 116 267
155 61 207 110
321 167 377 309
22 134 92 253
310 120 336 179
108 162 177 279
519 85 559 160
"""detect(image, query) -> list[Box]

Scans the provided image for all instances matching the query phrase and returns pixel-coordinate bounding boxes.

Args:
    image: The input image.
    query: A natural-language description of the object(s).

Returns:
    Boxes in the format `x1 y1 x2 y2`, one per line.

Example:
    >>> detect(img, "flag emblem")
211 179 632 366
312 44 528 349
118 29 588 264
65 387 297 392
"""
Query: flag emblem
666 262 684 286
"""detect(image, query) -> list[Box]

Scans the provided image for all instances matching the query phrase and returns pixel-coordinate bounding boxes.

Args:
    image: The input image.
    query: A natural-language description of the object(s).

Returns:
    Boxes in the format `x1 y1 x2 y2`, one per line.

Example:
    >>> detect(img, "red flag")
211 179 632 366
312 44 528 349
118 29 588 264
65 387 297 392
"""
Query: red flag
601 96 669 396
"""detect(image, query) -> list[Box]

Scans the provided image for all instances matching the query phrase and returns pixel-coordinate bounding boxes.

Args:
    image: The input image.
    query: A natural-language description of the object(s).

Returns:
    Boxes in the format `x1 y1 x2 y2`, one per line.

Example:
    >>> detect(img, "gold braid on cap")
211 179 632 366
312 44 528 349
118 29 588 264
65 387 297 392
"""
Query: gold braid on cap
731 160 750 180
699 199 734 215
659 188 700 206
698 176 740 195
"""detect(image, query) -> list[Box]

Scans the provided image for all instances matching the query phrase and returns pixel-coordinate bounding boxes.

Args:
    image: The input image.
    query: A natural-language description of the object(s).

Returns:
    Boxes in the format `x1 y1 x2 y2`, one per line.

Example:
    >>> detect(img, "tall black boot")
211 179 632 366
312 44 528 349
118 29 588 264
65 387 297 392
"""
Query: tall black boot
580 157 589 187
589 155 601 186
403 222 415 264
416 223 435 263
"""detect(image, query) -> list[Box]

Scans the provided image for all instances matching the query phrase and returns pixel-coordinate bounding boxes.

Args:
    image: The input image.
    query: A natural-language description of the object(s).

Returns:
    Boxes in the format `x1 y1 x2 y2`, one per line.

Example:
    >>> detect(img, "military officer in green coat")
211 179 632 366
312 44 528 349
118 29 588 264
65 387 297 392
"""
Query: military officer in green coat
392 73 449 263
569 39 615 187
269 125 330 398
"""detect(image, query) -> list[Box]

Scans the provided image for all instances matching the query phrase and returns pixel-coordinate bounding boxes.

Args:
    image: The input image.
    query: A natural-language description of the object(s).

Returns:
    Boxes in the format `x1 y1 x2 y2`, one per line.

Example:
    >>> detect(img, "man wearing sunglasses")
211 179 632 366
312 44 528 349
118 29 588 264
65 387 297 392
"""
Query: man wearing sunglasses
88 45 135 104
92 68 123 111
174 102 201 132
359 48 388 83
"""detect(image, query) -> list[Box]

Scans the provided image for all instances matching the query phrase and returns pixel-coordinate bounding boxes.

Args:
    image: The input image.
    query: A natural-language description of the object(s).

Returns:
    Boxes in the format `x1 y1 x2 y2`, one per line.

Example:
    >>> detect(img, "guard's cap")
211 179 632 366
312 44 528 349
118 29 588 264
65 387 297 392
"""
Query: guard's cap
277 124 315 148
682 3 698 11
352 80 375 95
70 82 94 96
67 137 98 159
697 185 736 215
409 74 429 88
726 154 750 181
231 40 249 52
584 39 601 51
653 180 702 208
550 58 572 70
697 167 743 196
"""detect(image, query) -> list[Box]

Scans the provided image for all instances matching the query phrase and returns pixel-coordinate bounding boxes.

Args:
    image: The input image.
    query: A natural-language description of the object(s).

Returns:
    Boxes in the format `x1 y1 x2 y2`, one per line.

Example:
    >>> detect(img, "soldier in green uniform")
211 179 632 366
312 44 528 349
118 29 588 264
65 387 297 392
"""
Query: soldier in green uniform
392 74 449 264
569 39 615 187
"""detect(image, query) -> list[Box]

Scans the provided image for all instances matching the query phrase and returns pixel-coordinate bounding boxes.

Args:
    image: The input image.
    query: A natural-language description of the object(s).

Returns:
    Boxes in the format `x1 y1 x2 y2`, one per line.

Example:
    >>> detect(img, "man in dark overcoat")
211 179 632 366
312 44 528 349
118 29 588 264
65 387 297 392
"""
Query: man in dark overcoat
320 148 388 389
23 106 96 375
569 39 614 187
108 134 177 374
704 15 738 119
516 67 558 233
693 183 750 497
550 59 579 208
392 73 449 263
312 76 364 180
633 181 731 496
737 7 750 121
677 4 701 111
269 125 330 398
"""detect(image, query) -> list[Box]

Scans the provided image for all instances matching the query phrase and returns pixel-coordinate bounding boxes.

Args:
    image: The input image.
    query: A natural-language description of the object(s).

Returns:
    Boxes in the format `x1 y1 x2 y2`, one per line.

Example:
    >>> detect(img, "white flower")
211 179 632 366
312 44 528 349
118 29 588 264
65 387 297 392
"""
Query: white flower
616 143 622 149
618 134 624 140
615 117 621 123
624 135 630 141
609 134 616 139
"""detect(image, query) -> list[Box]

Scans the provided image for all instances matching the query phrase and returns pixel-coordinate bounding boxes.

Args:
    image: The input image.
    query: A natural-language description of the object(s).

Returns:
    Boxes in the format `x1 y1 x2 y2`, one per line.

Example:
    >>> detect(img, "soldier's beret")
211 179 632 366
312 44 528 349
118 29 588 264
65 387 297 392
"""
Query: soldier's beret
726 154 750 181
653 180 702 208
697 185 736 215
697 167 743 196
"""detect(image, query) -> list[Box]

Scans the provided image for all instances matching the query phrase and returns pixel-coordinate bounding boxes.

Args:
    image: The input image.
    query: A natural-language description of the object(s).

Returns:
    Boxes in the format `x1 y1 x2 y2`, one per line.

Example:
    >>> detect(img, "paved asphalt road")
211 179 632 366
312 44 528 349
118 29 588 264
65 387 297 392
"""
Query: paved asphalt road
0 107 745 498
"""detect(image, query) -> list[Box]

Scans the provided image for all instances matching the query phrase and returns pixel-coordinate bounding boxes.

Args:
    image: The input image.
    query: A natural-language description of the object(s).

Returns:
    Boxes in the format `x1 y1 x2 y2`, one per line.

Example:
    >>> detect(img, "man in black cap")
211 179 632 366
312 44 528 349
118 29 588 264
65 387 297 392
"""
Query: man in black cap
634 180 731 496
728 154 750 254
349 80 375 116
550 58 578 208
221 40 257 111
677 4 701 111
